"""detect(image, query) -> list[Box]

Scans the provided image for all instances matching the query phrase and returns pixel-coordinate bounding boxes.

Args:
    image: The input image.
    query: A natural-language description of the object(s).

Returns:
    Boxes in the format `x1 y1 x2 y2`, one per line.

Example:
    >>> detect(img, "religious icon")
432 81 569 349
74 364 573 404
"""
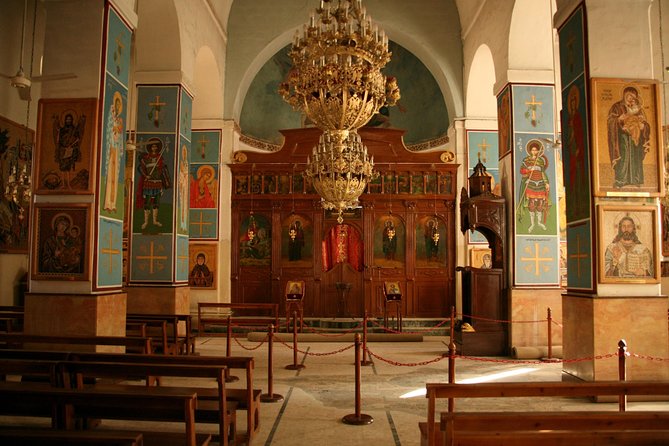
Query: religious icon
191 165 217 208
424 218 440 261
285 280 304 299
103 91 124 213
384 281 401 300
240 213 271 265
382 219 397 260
598 205 659 284
189 251 214 288
591 78 662 196
36 98 96 194
136 137 171 231
32 204 89 280
177 144 190 232
517 139 550 233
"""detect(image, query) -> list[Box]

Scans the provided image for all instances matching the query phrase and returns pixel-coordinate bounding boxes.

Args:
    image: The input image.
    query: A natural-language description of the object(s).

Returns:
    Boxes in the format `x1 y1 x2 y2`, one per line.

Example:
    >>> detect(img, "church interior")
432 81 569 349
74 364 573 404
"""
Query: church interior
1 0 669 444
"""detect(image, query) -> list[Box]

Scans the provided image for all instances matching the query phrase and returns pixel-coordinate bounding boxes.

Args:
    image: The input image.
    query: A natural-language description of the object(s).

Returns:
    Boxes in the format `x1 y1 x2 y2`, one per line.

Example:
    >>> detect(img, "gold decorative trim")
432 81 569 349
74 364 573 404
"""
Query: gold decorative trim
440 151 456 163
239 134 281 152
406 135 450 152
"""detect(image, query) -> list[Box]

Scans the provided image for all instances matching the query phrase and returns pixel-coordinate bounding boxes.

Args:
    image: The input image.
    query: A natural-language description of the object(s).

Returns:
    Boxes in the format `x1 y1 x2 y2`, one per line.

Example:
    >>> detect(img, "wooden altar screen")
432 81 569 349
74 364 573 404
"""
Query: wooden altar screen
228 127 458 318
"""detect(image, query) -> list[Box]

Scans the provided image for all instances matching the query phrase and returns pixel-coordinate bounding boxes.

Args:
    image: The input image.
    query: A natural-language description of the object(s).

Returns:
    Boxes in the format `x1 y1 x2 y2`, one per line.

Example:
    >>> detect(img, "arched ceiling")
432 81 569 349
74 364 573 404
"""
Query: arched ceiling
223 0 466 128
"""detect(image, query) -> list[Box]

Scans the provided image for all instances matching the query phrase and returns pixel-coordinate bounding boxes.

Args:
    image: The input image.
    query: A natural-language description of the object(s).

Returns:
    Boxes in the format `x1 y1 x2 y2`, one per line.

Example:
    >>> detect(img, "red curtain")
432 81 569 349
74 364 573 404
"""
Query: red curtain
321 224 363 272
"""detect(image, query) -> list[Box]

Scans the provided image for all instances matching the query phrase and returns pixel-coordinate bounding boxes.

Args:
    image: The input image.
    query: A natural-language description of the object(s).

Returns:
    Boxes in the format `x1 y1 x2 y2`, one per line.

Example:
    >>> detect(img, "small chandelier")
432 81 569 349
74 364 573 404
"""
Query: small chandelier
3 138 32 219
303 130 375 223
279 0 400 222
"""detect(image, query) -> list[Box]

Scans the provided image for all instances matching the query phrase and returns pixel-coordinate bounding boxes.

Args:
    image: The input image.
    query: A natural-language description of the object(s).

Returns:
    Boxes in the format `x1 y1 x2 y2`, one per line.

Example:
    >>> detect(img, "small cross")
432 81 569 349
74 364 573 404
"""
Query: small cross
198 135 209 159
135 241 168 274
100 228 120 274
177 250 189 277
477 138 490 163
149 95 167 126
568 234 589 278
190 211 213 237
566 32 577 72
521 242 553 276
115 35 125 51
525 94 543 125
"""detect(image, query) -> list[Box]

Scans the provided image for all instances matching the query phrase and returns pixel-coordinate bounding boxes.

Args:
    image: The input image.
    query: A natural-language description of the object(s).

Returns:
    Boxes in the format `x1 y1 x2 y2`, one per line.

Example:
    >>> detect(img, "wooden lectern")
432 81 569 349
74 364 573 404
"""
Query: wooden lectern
457 159 508 356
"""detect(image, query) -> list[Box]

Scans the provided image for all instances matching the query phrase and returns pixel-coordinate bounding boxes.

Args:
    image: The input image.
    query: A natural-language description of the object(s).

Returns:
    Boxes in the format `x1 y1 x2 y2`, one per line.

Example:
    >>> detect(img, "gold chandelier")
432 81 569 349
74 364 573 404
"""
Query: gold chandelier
279 0 400 223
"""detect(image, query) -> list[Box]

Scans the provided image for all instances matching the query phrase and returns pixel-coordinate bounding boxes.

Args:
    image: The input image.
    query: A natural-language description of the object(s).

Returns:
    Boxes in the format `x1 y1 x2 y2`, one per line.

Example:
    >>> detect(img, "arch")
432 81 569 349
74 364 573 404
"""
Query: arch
465 44 497 118
192 46 223 120
134 0 181 73
225 0 464 127
508 0 555 72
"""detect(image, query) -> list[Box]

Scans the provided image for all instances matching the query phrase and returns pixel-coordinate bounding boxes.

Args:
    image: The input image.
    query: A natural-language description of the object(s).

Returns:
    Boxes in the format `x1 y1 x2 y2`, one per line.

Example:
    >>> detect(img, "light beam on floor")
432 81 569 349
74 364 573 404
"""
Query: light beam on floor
399 367 538 399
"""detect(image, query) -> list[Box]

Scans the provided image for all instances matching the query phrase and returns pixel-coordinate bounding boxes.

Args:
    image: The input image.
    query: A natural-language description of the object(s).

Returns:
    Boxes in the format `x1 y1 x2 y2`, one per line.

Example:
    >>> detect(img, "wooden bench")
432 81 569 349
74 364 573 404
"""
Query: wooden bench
421 381 669 446
57 360 234 446
0 309 24 333
0 380 211 446
69 351 260 445
127 313 195 355
0 426 144 445
0 333 154 354
197 302 279 335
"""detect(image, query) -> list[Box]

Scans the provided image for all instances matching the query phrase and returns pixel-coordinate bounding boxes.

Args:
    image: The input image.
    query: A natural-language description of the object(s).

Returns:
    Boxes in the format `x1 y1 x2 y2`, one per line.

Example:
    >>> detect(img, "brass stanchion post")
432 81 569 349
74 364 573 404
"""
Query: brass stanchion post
342 334 373 425
618 339 628 412
361 311 372 366
261 324 284 402
225 315 239 383
286 310 305 370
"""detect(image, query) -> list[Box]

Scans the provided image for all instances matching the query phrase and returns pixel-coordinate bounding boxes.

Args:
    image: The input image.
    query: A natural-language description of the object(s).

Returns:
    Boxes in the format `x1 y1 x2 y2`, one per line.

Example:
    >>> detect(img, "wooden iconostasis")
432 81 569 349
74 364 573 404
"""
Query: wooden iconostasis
229 127 458 318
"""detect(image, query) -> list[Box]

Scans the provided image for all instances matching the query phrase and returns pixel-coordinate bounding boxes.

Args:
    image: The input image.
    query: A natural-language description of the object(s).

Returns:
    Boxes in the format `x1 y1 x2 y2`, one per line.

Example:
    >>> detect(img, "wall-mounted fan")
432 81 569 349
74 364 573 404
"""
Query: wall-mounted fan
0 0 77 101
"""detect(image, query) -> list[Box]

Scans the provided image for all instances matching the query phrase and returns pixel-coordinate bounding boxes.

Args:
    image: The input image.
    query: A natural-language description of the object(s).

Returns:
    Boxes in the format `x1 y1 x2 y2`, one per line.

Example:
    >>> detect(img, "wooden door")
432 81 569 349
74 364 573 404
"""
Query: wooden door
321 262 363 317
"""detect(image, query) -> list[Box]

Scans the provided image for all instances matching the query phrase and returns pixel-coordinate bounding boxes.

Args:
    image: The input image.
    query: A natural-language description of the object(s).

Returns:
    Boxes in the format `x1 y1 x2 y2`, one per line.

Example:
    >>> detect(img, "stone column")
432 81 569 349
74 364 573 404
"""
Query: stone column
496 82 563 349
25 1 136 342
126 84 192 315
556 0 668 381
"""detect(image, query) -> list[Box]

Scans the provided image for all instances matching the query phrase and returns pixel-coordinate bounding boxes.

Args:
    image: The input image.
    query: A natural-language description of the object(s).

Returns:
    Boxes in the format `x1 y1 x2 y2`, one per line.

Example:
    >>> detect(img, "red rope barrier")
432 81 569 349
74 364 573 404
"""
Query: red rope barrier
274 335 354 356
366 347 447 366
232 334 267 351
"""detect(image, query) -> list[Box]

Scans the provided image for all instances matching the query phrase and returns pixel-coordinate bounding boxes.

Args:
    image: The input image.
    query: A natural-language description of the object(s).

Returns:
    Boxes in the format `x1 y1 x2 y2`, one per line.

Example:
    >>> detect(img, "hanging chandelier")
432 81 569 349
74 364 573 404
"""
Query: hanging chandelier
279 0 400 223
303 130 373 222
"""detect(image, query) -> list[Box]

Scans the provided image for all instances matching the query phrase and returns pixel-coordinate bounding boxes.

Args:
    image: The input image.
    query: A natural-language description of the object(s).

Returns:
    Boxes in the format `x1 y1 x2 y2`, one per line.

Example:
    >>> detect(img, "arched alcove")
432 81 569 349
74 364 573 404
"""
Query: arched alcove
508 0 555 71
134 0 181 72
466 44 497 117
192 46 223 120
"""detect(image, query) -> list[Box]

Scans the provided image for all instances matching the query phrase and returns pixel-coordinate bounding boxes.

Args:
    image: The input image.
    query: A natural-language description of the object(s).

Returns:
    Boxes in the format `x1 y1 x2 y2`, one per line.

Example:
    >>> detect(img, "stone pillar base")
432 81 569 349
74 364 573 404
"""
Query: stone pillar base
125 285 190 315
563 293 669 381
23 292 127 352
509 288 563 349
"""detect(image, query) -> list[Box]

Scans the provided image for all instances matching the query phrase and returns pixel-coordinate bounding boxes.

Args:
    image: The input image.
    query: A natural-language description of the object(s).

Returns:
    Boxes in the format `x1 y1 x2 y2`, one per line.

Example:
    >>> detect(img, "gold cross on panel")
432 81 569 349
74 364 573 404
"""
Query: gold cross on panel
135 241 168 274
525 94 543 123
521 242 553 276
190 211 213 237
177 250 189 275
477 138 490 163
198 135 209 159
100 228 120 274
568 234 589 278
149 95 167 124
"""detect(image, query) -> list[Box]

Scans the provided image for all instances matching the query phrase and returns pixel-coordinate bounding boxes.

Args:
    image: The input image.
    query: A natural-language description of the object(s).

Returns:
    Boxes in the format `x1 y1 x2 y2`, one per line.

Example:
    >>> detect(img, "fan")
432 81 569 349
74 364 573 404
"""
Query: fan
0 0 76 101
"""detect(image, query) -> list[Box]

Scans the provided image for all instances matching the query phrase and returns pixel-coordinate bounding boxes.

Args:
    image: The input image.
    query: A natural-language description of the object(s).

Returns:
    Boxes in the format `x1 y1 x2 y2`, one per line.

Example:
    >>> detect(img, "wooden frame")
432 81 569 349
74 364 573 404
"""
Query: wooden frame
285 280 304 300
32 203 91 281
597 204 659 284
590 78 662 197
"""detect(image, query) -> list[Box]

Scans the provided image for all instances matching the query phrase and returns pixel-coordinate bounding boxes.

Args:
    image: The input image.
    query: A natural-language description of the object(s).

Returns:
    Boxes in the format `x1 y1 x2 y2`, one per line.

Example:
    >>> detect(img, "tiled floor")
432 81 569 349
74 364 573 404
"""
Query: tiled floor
4 331 669 445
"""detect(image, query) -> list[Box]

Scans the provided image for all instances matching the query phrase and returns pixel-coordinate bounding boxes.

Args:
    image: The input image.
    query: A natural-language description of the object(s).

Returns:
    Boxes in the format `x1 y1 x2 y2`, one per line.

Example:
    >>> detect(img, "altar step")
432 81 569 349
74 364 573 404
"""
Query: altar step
204 317 451 337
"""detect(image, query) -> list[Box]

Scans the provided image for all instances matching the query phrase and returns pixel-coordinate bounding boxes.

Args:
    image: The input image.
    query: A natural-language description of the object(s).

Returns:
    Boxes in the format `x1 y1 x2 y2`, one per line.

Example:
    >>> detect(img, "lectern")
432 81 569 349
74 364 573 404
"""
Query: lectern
457 159 508 356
